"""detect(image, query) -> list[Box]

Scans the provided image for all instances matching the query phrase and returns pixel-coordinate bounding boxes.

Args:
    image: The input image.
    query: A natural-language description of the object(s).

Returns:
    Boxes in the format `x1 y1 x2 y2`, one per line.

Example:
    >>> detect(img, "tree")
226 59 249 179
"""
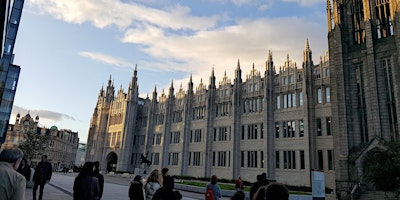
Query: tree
363 141 400 191
18 129 50 163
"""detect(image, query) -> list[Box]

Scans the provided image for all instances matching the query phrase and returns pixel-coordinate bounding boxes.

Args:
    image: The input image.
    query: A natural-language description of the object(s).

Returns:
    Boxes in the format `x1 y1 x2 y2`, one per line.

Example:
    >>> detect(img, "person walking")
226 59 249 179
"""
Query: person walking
17 159 31 182
93 161 104 199
33 155 52 200
205 175 222 200
234 176 244 191
144 169 161 200
73 161 100 200
153 175 182 200
129 175 144 200
249 174 263 200
0 148 26 200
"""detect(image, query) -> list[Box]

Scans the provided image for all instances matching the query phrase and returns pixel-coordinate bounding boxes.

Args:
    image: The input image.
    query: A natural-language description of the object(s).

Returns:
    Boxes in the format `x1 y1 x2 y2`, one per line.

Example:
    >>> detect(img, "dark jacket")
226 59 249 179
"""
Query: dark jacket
17 163 31 181
129 181 144 200
249 181 262 200
93 170 104 199
33 161 52 182
152 188 182 200
73 174 99 200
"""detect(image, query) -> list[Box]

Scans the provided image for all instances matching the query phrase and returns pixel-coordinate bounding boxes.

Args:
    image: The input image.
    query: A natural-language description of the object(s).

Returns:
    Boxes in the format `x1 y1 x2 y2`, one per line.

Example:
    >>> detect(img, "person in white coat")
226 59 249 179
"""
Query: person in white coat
144 169 161 200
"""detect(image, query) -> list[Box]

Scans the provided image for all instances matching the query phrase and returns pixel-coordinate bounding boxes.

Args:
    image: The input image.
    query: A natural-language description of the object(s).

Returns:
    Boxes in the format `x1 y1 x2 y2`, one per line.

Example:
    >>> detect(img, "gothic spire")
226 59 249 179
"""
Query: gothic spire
327 0 332 32
303 39 312 64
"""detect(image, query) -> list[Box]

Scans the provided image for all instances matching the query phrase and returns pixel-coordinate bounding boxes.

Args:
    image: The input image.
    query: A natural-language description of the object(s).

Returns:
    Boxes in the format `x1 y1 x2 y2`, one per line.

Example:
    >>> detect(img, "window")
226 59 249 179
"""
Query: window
317 118 322 136
247 151 258 168
299 120 304 137
317 88 322 104
283 94 287 108
326 87 330 103
282 122 287 137
292 93 296 107
190 129 202 143
260 151 264 168
153 134 162 145
326 117 331 135
275 123 280 138
299 92 303 106
170 132 180 144
275 151 280 168
217 151 229 167
318 150 323 170
300 150 305 169
277 95 281 109
283 151 296 169
168 152 179 165
189 152 201 166
328 150 333 170
151 153 160 165
241 151 245 167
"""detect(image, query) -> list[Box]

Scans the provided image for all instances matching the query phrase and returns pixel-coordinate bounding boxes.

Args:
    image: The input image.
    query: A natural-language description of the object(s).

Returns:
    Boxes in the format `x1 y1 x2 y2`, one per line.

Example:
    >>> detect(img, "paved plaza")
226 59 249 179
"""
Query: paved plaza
25 173 229 200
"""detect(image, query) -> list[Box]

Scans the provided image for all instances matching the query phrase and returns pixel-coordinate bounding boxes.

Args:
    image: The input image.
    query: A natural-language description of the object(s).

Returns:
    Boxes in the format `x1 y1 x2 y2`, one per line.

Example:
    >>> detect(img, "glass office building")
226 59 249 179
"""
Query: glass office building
0 0 24 147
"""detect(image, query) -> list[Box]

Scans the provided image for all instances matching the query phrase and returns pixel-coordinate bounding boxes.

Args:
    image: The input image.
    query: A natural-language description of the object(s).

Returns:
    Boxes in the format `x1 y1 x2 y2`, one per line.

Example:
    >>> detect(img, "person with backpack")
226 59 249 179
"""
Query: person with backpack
205 175 222 200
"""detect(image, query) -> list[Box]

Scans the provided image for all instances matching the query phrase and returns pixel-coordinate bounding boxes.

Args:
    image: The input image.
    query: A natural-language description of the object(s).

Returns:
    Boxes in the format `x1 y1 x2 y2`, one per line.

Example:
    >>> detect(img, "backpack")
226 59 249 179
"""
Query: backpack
205 188 214 200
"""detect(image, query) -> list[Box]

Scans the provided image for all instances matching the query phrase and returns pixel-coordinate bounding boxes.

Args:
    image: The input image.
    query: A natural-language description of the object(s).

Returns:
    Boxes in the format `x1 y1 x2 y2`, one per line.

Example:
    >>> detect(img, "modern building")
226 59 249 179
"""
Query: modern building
0 0 24 147
327 0 400 199
86 44 336 190
3 113 79 169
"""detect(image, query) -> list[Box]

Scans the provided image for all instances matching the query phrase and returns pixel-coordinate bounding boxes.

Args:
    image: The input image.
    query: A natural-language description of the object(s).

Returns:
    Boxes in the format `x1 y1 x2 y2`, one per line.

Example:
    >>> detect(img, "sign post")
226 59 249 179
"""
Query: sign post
311 170 325 200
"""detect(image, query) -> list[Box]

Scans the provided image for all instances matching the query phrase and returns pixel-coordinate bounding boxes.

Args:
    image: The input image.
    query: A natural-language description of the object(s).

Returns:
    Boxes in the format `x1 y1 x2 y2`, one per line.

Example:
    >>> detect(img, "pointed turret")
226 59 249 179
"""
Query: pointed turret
169 80 174 97
303 39 313 65
105 75 115 102
209 68 216 90
266 50 274 74
152 85 157 101
327 0 332 32
188 74 194 94
235 59 242 83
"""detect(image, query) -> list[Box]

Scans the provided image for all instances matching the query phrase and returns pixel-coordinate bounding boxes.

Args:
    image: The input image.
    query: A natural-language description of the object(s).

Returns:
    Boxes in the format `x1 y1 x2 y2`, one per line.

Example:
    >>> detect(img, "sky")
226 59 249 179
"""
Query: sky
11 0 329 144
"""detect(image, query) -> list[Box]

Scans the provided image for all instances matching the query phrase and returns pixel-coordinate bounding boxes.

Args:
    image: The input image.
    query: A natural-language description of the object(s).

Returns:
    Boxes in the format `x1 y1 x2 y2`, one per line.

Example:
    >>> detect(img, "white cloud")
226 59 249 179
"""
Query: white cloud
78 51 134 71
29 0 219 30
281 0 322 6
11 105 76 122
123 16 327 89
30 0 327 93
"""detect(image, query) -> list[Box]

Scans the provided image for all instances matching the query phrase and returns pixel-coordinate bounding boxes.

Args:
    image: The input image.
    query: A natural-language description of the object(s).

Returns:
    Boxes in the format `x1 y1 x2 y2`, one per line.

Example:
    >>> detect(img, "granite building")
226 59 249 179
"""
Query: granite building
327 0 400 198
86 42 336 190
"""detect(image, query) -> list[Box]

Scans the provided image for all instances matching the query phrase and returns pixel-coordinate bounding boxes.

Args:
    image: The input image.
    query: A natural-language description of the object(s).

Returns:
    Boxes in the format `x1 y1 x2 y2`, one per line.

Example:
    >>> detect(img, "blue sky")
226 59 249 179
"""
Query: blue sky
11 0 328 143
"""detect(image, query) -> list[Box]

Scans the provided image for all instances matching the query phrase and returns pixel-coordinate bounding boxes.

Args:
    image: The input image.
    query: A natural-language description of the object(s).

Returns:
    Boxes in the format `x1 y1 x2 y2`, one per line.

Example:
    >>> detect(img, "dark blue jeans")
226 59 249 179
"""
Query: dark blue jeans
33 180 46 200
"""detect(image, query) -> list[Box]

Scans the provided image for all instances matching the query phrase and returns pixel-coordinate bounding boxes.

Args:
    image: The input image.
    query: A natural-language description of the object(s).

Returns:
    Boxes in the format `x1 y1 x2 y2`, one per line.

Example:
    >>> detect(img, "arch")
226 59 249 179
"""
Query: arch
106 152 118 173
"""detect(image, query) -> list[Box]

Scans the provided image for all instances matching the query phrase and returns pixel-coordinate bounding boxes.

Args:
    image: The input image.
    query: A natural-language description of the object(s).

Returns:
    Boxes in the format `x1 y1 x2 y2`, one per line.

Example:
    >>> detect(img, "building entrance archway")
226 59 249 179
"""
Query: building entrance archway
106 152 118 173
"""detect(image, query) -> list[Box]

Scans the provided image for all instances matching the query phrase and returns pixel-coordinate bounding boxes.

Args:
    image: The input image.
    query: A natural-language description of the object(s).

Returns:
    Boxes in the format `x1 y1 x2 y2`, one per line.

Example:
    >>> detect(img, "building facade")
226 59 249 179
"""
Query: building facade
0 0 24 147
327 0 400 198
3 113 79 169
86 43 336 189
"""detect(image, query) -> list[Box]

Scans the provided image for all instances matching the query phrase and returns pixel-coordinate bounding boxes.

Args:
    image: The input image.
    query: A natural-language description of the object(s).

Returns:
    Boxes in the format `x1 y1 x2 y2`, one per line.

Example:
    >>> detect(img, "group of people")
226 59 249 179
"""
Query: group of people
129 167 182 200
0 147 288 200
73 161 104 200
0 148 54 200
249 173 289 200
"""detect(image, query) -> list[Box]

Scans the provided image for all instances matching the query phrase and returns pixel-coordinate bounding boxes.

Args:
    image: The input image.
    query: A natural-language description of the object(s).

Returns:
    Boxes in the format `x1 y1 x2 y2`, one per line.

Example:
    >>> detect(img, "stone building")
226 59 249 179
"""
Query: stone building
327 0 400 198
3 113 79 169
86 42 336 189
